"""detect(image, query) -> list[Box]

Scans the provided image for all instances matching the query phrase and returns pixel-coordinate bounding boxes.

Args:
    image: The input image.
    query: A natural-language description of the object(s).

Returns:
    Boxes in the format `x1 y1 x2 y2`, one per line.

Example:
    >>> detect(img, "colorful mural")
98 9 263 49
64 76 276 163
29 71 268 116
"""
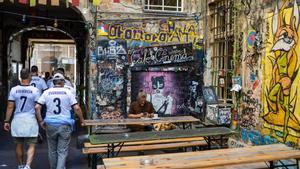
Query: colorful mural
131 71 191 116
263 1 300 145
98 20 202 49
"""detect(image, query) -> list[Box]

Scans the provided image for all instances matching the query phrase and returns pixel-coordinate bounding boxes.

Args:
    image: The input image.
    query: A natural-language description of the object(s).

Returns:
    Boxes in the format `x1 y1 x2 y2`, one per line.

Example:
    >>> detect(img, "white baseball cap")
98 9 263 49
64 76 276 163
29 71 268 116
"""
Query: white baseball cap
53 73 65 80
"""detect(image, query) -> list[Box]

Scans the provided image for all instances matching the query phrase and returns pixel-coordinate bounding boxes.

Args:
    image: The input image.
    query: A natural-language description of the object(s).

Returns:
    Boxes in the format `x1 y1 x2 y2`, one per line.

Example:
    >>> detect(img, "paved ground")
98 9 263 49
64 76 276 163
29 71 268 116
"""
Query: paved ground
0 122 88 169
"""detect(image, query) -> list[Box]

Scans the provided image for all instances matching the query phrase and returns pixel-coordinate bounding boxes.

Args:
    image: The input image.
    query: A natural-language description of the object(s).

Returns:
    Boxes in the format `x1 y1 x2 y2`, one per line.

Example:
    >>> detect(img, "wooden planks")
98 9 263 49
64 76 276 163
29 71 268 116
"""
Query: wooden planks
83 140 207 154
83 116 200 126
98 163 269 169
102 144 300 169
89 127 234 144
84 137 205 148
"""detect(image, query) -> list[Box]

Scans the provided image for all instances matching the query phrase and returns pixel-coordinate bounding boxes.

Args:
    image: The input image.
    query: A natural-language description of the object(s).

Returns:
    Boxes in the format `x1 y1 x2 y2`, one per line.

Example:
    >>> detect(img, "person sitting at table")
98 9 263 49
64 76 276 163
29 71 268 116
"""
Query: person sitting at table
128 89 154 131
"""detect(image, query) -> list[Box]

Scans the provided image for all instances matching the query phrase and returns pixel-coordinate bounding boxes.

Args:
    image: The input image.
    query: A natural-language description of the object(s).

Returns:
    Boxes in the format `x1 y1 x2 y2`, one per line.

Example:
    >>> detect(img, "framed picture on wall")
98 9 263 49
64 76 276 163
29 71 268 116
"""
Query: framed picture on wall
202 86 218 104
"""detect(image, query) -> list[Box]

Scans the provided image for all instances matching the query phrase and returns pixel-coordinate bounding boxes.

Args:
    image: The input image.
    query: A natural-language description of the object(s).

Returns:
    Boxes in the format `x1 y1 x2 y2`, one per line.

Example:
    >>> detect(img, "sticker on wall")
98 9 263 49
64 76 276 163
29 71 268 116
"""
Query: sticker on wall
98 24 108 36
246 30 256 48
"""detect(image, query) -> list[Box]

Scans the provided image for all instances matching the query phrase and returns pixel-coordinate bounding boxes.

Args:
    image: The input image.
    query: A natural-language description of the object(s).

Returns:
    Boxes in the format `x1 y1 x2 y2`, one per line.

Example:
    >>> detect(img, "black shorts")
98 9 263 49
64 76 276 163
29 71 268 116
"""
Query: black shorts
13 137 38 145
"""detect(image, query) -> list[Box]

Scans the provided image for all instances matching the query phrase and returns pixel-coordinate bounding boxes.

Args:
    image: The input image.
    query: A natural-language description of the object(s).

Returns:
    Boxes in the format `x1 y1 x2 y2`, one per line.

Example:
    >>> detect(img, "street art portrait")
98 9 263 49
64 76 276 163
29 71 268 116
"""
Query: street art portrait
263 0 300 145
131 71 190 116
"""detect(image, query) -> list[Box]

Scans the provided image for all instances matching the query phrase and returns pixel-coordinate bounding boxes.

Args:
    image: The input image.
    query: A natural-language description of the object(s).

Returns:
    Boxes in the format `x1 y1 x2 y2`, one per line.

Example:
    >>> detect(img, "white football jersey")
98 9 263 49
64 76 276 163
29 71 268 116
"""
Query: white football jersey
37 87 78 120
8 85 40 118
30 75 48 93
47 79 73 88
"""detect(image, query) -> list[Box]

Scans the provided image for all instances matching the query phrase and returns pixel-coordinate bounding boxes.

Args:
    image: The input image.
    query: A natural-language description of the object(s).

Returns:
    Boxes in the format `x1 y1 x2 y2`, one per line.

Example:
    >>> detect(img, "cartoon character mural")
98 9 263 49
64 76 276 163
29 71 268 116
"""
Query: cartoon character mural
131 71 190 116
263 0 300 144
146 76 173 115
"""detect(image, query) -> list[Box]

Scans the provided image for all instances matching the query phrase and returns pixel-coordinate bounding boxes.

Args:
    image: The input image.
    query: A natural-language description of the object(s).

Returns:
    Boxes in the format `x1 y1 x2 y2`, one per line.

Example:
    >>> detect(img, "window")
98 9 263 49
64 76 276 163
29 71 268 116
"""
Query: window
209 0 234 102
144 0 183 12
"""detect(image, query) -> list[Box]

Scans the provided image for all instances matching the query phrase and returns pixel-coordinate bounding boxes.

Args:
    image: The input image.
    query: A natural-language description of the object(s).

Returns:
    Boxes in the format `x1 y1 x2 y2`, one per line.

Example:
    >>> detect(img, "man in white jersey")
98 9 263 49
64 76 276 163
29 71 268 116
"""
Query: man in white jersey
47 68 73 88
3 68 40 169
30 65 48 93
35 73 84 169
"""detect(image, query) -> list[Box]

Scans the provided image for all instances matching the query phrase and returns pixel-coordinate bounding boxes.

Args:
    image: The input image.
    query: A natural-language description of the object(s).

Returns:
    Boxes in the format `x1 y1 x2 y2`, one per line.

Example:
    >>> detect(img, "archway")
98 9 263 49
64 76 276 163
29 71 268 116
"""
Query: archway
0 4 90 120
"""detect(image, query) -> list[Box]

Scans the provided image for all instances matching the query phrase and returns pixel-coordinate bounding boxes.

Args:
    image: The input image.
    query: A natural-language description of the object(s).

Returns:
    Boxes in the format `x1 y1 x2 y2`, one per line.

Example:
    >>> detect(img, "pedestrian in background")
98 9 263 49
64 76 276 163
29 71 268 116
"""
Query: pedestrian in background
3 68 40 169
35 73 85 169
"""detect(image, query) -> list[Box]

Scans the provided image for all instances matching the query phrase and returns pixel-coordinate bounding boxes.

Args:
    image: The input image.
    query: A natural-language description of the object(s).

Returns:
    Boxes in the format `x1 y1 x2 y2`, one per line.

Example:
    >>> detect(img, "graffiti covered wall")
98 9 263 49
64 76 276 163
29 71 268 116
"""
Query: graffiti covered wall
263 1 300 145
90 14 204 119
232 0 300 146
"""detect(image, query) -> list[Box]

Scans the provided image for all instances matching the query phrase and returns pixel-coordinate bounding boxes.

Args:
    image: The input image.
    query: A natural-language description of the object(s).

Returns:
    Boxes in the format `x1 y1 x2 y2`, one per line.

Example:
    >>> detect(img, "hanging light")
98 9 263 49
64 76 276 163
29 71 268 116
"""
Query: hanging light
54 19 58 28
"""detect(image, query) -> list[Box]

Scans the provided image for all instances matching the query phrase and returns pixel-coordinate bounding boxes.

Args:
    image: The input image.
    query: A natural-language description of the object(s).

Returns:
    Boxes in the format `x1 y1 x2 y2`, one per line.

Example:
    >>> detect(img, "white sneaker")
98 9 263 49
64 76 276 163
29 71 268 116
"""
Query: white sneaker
23 165 31 169
18 165 24 169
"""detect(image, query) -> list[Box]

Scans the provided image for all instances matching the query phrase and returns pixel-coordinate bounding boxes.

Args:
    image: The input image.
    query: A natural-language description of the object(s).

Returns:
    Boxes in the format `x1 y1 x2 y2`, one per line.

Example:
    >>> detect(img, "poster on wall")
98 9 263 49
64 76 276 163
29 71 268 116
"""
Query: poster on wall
131 71 191 116
130 43 194 66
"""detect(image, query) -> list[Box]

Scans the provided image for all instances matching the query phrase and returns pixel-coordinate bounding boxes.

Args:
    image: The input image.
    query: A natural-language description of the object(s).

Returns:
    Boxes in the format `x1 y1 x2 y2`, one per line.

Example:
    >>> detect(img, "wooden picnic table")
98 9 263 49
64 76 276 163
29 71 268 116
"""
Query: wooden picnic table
87 127 236 169
89 127 234 145
84 116 200 126
101 144 300 169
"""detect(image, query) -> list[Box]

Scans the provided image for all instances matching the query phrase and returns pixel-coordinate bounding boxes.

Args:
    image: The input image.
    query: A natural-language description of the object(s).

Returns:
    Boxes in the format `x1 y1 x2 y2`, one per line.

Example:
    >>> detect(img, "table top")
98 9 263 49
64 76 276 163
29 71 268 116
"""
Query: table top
89 127 235 144
84 116 200 126
102 144 300 169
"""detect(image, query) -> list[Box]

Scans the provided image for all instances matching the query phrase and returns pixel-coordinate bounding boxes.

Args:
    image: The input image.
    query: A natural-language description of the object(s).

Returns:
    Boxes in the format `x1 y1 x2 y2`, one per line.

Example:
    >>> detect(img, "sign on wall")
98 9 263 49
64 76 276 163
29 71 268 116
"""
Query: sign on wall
130 43 194 66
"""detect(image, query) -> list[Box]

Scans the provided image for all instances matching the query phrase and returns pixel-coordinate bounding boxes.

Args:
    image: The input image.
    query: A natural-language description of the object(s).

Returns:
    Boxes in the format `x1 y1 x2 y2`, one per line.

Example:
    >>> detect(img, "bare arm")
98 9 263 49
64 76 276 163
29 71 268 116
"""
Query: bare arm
3 101 15 131
5 101 14 122
35 104 43 123
128 113 143 118
73 104 85 125
35 104 46 129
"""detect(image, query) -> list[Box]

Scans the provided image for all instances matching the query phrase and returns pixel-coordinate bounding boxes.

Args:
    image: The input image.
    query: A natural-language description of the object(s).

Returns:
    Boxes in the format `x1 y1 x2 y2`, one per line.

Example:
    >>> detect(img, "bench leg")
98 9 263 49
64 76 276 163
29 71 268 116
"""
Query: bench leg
92 154 97 169
207 137 211 150
88 154 91 167
269 161 274 169
91 154 104 169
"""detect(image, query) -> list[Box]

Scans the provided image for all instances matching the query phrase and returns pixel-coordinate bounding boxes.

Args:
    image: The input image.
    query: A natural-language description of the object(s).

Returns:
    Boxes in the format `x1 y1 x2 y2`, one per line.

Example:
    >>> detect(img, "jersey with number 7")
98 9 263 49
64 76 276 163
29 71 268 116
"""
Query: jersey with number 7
37 87 77 120
8 85 40 116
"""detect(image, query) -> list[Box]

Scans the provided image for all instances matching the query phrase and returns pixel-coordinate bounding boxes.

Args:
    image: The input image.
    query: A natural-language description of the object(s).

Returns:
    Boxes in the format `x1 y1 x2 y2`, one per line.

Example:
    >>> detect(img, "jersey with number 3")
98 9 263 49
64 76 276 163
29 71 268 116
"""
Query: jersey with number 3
8 85 40 117
38 87 77 120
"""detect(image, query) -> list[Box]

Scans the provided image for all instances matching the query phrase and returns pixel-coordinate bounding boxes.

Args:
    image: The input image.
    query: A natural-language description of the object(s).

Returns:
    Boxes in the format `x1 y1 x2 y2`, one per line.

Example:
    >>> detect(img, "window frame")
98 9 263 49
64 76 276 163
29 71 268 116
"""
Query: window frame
209 0 234 102
144 0 184 13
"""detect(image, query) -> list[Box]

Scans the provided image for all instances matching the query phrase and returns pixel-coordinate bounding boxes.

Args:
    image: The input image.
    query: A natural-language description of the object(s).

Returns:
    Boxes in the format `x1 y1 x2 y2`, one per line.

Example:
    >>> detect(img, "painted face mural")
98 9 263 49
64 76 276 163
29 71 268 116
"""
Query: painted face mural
263 0 300 144
148 76 173 115
131 72 190 115
151 76 165 93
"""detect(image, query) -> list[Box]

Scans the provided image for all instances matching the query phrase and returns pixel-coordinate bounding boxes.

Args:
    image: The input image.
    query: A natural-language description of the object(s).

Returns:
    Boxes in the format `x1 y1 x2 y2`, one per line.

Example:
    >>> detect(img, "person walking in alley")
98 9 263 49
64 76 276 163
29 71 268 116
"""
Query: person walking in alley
3 68 41 169
30 65 48 94
30 65 48 142
47 68 73 88
35 73 85 169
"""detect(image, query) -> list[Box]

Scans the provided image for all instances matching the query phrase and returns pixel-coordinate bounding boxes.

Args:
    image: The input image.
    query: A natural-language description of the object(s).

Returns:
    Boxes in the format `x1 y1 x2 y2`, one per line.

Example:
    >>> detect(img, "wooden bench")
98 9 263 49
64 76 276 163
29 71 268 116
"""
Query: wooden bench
82 137 207 155
98 163 270 169
83 137 208 169
99 144 300 169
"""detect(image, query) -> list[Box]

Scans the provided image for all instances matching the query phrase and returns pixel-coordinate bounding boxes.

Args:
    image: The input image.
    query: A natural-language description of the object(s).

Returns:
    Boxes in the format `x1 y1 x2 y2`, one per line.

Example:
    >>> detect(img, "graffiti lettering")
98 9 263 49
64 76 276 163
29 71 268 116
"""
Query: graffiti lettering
241 0 252 15
97 40 127 62
104 23 201 48
131 43 193 66
241 92 261 129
